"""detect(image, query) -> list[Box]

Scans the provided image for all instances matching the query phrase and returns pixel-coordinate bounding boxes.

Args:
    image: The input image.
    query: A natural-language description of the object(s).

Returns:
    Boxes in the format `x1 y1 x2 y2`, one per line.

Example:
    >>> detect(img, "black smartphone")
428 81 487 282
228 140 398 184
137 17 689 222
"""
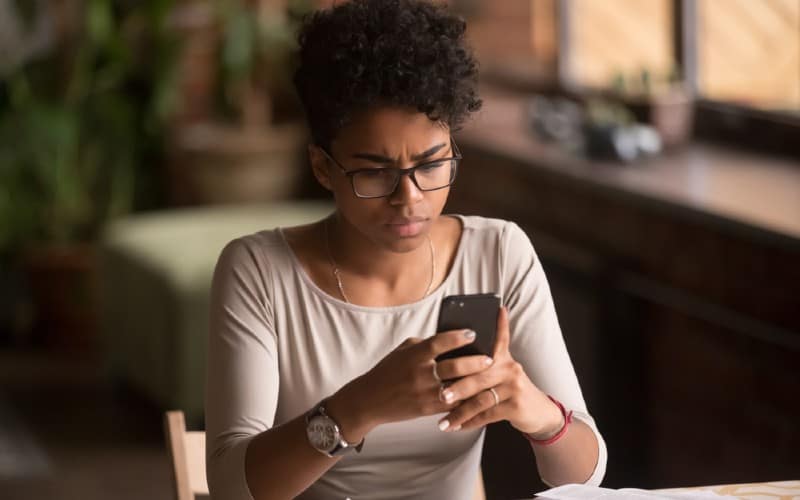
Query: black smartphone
435 293 500 362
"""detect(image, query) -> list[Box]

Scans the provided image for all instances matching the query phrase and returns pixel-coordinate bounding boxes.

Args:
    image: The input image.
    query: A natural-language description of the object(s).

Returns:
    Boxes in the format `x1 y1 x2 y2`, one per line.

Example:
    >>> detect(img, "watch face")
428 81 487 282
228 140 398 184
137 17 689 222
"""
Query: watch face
307 415 339 453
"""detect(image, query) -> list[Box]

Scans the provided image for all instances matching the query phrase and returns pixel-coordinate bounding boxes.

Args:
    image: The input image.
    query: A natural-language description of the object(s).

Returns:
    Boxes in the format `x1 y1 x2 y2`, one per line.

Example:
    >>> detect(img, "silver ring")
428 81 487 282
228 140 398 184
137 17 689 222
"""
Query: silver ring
489 387 500 407
432 362 442 383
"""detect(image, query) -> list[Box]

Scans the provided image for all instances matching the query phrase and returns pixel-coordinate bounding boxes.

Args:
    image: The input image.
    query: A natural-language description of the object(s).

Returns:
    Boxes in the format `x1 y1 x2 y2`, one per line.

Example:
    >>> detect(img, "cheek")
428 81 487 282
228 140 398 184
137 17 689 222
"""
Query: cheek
427 187 451 213
334 185 451 228
330 178 364 210
335 193 385 225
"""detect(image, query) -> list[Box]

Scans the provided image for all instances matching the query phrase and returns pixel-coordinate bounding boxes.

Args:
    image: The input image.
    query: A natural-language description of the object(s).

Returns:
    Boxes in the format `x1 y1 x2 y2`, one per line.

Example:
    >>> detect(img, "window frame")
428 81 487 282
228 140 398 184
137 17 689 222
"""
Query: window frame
557 0 800 157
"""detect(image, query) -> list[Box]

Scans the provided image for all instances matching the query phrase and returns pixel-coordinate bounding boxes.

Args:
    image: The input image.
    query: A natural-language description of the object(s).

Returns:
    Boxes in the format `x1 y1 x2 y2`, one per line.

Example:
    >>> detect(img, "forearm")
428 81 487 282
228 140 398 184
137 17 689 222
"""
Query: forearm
530 418 599 486
242 415 337 500
227 330 476 499
243 390 376 500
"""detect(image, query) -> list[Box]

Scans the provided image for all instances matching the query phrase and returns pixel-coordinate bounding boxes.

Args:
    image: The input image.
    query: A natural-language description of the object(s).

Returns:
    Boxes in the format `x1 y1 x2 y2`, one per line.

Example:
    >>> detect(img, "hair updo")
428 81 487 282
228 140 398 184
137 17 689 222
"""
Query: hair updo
293 0 482 149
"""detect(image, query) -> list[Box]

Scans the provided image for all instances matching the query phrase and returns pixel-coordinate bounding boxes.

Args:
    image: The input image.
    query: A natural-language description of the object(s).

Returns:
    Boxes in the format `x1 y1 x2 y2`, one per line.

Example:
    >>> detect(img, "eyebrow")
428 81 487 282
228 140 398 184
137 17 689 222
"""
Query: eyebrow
351 143 448 164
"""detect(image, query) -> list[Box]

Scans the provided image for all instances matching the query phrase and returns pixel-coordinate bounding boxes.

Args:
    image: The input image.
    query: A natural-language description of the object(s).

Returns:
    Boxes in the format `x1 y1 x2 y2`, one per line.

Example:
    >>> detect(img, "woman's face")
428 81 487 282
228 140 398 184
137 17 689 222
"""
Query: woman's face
311 106 454 254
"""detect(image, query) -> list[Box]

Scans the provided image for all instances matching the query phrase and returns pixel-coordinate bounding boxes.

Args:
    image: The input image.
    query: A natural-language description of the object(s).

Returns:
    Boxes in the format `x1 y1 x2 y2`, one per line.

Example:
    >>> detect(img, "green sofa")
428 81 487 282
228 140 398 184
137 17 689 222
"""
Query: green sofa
100 201 333 423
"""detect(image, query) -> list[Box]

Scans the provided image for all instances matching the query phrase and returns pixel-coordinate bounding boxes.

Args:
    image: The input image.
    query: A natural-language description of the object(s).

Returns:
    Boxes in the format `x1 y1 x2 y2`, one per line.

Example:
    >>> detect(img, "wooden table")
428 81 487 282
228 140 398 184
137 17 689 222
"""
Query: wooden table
663 480 800 499
533 480 800 499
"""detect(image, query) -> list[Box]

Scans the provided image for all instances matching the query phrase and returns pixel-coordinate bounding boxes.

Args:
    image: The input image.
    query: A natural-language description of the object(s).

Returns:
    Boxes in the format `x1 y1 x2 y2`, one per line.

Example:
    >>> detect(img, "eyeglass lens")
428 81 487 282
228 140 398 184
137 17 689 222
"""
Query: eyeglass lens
352 159 456 197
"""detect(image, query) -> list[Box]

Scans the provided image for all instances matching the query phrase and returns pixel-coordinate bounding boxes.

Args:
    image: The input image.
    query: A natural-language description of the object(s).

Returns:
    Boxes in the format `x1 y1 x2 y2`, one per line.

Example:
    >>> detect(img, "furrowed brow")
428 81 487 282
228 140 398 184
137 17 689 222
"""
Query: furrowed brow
351 143 447 163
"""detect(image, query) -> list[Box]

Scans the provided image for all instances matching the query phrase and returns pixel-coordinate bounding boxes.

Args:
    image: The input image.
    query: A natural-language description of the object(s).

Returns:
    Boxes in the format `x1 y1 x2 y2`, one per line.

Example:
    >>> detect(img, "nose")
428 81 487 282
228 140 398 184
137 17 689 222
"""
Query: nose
389 171 424 205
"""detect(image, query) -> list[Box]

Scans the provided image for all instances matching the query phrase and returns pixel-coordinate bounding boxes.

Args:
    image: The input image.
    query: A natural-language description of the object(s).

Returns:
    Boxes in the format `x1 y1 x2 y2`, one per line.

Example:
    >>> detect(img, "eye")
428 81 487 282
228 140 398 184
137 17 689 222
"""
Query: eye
418 160 447 172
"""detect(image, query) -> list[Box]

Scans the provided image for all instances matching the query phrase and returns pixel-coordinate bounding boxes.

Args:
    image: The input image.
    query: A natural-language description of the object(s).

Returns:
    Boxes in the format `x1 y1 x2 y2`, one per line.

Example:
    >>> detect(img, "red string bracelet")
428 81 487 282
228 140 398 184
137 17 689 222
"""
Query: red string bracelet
523 395 573 446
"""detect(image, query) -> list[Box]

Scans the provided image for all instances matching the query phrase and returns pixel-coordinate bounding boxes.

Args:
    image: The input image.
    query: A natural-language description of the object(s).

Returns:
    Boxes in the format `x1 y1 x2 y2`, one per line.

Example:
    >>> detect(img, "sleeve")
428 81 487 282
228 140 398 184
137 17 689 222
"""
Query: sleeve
205 237 279 500
499 221 608 486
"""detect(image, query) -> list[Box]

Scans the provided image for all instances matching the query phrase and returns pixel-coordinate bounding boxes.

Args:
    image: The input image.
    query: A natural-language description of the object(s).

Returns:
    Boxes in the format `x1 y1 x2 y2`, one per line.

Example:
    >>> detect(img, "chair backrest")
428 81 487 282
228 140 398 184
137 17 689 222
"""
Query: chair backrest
164 411 209 500
163 410 487 500
473 468 487 500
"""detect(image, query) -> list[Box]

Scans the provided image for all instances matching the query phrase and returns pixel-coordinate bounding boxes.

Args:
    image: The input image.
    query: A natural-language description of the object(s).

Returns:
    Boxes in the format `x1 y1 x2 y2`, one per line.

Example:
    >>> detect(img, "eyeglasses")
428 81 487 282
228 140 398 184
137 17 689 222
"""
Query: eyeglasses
319 138 462 199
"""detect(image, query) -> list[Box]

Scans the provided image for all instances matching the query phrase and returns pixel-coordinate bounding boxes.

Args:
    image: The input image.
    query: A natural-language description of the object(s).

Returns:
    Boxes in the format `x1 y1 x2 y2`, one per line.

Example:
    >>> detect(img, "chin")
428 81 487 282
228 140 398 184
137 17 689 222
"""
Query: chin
387 237 425 254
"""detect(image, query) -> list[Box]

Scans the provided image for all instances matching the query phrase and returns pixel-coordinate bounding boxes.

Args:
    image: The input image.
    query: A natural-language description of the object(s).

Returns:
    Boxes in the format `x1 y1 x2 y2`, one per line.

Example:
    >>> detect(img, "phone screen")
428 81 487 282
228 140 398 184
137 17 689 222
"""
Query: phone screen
435 293 500 362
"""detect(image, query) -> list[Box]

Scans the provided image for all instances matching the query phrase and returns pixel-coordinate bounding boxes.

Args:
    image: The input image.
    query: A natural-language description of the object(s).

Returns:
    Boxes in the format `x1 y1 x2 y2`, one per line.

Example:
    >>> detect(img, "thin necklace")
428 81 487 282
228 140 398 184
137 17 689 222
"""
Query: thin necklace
324 218 436 304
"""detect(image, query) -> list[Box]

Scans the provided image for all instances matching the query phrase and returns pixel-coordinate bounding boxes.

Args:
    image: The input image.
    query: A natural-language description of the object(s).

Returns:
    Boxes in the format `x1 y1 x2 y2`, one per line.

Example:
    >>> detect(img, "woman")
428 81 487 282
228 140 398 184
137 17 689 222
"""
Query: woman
205 1 606 499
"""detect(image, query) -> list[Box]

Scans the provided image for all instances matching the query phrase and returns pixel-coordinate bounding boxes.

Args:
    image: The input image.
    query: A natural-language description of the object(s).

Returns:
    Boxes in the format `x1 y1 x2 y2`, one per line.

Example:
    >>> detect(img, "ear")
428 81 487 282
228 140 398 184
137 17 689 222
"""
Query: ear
308 144 333 192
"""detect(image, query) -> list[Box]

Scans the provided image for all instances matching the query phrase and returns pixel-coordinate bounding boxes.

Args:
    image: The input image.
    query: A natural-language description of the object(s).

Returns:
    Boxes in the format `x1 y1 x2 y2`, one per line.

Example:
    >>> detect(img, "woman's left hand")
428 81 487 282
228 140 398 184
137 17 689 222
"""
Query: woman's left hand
437 307 564 438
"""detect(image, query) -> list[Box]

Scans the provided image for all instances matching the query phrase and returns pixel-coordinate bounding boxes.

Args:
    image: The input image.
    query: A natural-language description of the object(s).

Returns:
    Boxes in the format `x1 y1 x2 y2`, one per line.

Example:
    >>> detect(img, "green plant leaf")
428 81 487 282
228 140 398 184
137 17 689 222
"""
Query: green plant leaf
87 0 114 45
0 0 179 253
223 8 258 80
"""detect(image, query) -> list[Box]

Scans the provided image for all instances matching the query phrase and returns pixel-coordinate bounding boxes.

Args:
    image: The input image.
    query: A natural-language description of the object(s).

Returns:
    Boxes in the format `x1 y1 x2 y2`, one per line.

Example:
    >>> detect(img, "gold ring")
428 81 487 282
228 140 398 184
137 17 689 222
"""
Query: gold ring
489 387 500 407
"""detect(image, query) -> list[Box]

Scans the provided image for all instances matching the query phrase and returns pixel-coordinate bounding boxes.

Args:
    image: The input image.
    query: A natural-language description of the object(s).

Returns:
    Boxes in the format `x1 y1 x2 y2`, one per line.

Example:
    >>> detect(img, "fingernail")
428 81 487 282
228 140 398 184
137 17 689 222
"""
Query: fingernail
438 419 450 431
484 357 493 366
452 425 462 431
443 390 454 403
464 329 476 340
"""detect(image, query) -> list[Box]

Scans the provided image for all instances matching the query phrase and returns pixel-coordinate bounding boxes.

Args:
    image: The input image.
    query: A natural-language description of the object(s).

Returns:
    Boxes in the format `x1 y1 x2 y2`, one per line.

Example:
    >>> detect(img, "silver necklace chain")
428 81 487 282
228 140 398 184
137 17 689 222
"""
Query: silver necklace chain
324 218 436 304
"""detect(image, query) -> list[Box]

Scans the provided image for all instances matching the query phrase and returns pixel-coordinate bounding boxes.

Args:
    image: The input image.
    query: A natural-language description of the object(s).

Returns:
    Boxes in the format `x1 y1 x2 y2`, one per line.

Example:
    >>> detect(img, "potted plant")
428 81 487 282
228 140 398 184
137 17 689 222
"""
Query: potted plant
169 0 314 205
0 0 178 348
610 68 694 148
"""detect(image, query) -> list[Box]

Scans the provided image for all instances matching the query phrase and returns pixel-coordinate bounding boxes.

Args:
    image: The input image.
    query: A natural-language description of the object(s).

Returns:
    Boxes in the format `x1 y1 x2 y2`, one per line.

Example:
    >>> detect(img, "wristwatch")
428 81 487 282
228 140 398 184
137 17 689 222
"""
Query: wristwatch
305 400 365 457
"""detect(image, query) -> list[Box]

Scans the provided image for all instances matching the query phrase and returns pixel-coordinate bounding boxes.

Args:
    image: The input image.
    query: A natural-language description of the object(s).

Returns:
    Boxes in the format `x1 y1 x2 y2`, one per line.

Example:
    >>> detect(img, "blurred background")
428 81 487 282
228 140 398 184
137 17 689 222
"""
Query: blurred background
0 1 798 499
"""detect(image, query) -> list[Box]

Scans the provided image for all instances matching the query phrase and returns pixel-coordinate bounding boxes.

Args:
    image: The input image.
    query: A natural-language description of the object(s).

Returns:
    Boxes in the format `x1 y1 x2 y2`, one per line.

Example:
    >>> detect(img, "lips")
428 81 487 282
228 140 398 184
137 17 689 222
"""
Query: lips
385 217 428 237
387 217 427 225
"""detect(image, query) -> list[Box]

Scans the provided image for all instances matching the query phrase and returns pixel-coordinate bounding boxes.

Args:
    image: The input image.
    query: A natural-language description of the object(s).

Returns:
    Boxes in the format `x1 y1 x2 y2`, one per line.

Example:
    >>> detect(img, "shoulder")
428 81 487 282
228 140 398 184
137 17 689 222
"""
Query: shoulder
454 214 529 247
215 228 287 275
452 215 536 276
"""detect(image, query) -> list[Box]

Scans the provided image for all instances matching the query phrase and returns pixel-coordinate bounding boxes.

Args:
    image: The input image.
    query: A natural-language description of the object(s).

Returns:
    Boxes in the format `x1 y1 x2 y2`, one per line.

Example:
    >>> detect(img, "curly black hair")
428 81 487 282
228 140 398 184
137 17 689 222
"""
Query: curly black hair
293 0 482 149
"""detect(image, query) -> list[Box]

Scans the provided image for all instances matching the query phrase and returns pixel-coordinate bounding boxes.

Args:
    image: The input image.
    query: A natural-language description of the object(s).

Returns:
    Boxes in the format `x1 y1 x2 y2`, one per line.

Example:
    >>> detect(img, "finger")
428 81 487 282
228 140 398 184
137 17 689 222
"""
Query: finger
438 364 503 404
438 386 508 431
492 306 510 358
459 401 511 430
415 328 476 360
430 383 459 413
434 355 493 381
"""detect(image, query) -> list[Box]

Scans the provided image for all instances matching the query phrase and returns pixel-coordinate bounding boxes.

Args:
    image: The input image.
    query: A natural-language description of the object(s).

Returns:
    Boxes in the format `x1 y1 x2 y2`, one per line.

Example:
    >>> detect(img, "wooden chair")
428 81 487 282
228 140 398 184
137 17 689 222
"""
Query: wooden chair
164 410 487 500
164 411 209 500
473 469 487 500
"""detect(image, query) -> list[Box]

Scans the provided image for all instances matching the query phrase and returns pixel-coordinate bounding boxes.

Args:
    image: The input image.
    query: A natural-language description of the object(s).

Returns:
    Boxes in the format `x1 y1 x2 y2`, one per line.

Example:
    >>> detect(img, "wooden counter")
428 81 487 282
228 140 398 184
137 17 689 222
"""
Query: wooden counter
458 87 800 249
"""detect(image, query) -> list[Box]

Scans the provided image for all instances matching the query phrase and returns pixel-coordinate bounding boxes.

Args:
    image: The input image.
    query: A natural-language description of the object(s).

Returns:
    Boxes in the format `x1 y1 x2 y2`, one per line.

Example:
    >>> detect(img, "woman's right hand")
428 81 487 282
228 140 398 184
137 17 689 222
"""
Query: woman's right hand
326 329 495 443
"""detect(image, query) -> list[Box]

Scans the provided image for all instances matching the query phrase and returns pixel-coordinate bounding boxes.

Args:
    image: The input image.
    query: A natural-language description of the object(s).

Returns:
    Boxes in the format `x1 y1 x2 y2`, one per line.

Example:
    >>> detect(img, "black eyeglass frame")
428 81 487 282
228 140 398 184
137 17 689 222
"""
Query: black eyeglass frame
318 138 462 199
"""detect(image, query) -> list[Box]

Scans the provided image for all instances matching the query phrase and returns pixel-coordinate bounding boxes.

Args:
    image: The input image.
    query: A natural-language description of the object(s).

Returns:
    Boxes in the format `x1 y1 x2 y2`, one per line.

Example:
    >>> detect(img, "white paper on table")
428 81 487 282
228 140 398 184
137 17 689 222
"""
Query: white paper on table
535 483 739 500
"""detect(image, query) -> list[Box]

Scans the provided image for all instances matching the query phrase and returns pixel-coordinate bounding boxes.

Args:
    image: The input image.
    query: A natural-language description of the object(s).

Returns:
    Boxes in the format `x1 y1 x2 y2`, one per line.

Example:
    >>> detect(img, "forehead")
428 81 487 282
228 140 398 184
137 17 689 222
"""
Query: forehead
332 106 449 152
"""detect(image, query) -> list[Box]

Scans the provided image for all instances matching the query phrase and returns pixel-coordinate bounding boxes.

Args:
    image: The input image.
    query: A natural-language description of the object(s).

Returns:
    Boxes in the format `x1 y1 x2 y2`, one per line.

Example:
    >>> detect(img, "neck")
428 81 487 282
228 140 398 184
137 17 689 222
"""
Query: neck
326 213 433 288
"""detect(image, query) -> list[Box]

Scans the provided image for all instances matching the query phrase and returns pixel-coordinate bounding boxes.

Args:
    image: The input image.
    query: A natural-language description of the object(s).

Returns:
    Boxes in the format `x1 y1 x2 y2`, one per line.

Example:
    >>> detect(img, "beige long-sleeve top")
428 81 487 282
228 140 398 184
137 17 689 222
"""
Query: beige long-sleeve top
206 215 607 500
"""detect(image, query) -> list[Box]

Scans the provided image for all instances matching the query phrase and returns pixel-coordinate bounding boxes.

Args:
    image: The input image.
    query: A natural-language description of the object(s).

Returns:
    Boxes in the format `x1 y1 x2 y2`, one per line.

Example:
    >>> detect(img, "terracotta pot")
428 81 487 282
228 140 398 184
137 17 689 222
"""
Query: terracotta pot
171 121 308 205
22 243 97 350
621 89 695 148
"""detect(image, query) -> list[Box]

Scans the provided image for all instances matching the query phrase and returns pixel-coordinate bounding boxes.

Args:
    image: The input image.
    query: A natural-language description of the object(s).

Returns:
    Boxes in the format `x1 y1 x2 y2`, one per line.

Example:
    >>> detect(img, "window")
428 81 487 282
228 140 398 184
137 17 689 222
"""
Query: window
550 0 800 155
696 0 800 112
560 0 800 113
568 0 675 92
